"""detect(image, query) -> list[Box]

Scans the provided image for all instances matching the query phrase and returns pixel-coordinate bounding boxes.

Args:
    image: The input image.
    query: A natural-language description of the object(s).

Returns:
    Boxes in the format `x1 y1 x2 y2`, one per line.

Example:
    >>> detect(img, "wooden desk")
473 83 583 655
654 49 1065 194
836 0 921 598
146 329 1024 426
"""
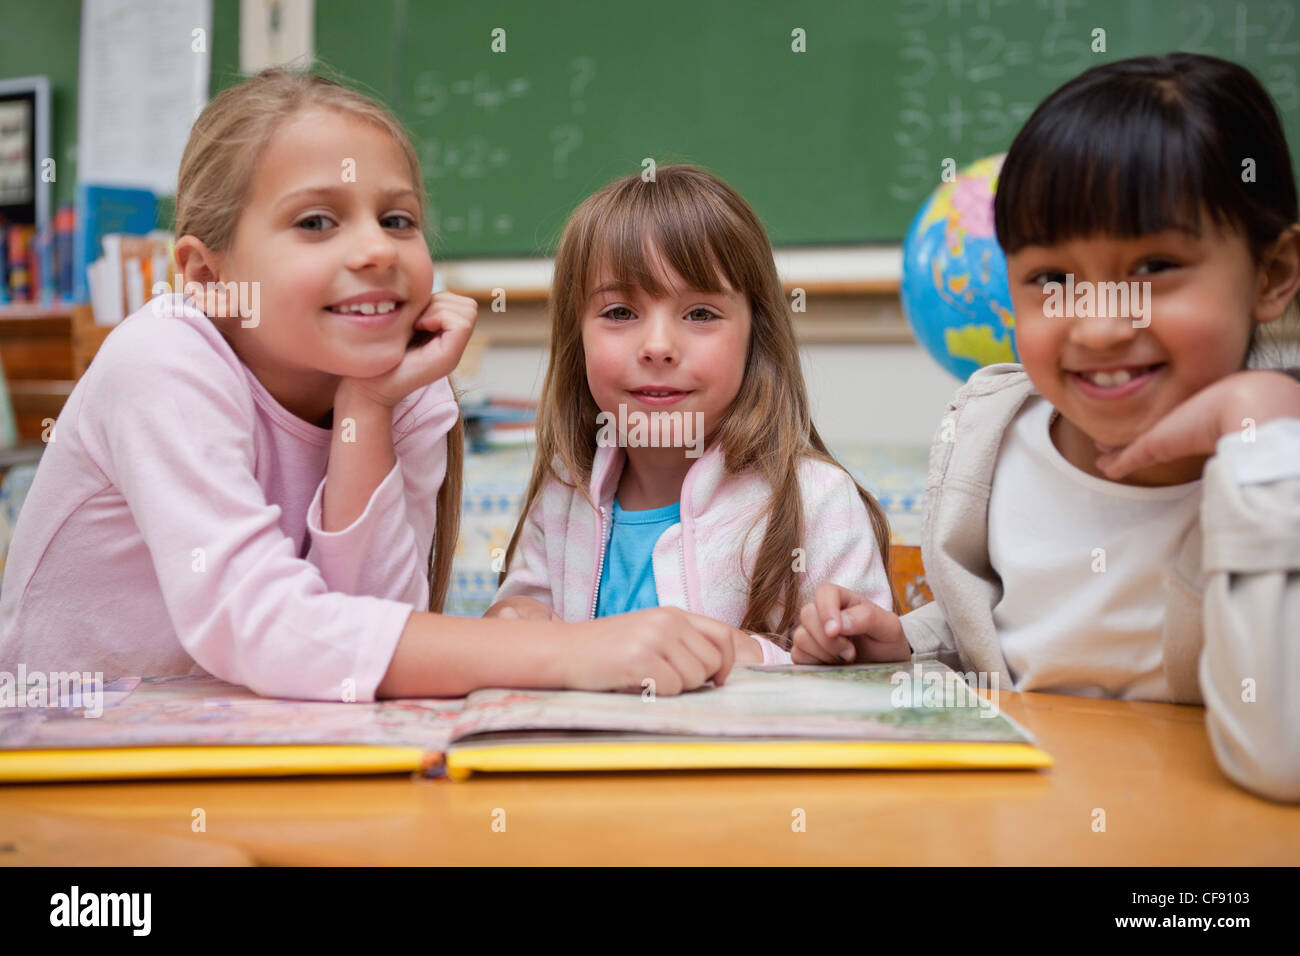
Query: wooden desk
1 690 1296 865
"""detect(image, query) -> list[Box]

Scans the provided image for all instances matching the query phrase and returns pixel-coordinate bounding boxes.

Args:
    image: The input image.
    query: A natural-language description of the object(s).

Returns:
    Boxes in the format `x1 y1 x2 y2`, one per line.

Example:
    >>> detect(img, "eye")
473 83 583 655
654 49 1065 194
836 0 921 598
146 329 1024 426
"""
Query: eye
1027 270 1068 288
601 306 634 321
382 213 418 230
686 307 719 322
296 214 335 232
1133 258 1177 276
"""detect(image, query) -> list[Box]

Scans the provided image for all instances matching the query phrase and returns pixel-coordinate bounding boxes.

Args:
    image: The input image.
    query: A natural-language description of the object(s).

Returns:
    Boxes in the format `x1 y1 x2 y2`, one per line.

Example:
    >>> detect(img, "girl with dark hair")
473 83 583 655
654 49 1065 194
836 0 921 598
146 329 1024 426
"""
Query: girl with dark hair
793 54 1300 802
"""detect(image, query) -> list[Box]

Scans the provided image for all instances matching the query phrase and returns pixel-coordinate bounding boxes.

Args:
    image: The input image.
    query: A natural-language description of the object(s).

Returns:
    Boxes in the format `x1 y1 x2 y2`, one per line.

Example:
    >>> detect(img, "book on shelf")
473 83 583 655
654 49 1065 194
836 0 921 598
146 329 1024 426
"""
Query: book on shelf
0 206 79 308
463 397 537 452
73 182 156 308
88 231 172 325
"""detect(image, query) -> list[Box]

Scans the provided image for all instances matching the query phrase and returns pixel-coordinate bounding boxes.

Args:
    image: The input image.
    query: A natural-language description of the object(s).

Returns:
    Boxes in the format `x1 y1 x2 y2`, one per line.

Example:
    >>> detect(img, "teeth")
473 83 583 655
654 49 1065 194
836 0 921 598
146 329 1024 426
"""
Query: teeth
330 301 398 315
1083 368 1134 387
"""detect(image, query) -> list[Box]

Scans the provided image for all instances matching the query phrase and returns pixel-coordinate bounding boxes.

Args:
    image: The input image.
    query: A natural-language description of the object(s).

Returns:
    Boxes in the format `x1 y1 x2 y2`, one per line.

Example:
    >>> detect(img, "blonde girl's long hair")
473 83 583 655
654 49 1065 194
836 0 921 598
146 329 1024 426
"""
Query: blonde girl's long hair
501 165 897 642
174 66 462 612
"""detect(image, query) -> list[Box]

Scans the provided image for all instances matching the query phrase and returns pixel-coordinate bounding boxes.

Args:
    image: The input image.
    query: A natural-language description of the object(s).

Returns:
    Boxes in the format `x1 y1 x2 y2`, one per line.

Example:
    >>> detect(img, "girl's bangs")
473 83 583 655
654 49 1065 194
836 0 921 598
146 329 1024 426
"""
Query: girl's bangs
576 179 754 304
995 83 1232 253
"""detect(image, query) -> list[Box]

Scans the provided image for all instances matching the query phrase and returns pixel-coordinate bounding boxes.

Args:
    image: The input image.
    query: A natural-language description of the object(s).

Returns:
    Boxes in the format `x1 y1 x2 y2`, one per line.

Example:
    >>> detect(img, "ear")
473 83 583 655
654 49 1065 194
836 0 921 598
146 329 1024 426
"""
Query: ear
1253 223 1300 325
174 238 227 319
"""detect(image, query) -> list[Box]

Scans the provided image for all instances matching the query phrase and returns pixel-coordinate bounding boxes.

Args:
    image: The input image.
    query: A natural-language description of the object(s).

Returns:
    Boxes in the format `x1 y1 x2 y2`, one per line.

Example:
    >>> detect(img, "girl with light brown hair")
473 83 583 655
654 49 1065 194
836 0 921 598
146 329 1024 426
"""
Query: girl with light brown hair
491 165 900 664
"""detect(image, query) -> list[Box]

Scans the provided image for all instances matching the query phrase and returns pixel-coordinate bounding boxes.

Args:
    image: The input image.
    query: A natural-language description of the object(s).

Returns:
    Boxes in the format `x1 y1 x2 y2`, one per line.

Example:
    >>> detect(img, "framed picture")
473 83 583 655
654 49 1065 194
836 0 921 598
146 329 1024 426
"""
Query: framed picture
0 75 51 237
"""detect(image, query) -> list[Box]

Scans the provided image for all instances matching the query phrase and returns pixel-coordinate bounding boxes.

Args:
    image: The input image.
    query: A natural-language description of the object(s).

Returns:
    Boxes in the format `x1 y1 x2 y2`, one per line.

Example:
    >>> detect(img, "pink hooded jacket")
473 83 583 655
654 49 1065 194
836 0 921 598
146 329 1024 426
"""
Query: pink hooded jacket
494 442 892 662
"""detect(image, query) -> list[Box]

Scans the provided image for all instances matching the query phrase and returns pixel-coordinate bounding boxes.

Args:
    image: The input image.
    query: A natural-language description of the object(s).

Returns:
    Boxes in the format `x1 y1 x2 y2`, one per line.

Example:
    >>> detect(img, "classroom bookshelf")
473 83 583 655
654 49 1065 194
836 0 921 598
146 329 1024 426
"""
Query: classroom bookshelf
0 303 107 444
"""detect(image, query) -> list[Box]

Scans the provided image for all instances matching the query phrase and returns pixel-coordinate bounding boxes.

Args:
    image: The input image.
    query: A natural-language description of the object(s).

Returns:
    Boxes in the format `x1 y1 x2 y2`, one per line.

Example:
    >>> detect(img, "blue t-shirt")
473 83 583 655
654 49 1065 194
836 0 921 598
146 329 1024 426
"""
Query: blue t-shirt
594 498 681 618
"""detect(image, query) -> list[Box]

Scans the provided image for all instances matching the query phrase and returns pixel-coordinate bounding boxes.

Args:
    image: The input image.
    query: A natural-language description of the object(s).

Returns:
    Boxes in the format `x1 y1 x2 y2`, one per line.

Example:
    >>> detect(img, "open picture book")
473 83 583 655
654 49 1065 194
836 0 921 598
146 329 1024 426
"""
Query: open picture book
0 661 1050 781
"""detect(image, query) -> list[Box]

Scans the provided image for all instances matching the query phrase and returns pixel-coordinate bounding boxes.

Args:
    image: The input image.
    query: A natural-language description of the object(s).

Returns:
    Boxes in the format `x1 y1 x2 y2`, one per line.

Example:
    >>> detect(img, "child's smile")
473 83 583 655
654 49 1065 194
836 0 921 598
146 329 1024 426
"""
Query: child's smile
323 290 408 329
1067 362 1165 397
1007 221 1260 484
625 385 694 407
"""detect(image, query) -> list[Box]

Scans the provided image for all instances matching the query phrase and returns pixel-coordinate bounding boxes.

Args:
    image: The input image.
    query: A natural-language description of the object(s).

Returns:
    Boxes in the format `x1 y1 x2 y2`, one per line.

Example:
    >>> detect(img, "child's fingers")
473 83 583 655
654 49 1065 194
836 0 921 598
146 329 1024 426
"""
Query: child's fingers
842 601 904 648
1098 386 1221 478
666 618 726 684
417 296 478 337
839 599 896 637
409 316 476 381
414 290 476 325
681 611 737 685
654 635 713 691
430 289 479 316
415 312 475 344
496 606 520 620
635 659 684 697
800 601 855 662
791 624 842 664
814 582 861 639
839 602 910 661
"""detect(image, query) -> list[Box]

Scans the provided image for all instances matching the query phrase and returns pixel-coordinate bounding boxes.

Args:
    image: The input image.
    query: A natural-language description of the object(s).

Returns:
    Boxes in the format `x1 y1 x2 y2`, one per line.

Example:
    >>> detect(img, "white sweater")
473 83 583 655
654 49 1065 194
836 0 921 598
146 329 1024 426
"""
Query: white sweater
901 364 1300 803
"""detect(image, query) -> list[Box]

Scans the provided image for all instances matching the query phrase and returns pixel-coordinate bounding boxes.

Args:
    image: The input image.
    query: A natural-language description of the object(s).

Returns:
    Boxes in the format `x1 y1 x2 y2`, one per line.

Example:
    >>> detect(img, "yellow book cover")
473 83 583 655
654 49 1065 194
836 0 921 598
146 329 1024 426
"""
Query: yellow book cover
0 663 1049 782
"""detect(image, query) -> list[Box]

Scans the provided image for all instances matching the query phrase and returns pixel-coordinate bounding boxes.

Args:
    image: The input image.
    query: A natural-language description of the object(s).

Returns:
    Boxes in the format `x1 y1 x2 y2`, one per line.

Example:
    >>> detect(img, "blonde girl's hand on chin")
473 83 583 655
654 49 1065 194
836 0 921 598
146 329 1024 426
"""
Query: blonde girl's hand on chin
341 291 479 408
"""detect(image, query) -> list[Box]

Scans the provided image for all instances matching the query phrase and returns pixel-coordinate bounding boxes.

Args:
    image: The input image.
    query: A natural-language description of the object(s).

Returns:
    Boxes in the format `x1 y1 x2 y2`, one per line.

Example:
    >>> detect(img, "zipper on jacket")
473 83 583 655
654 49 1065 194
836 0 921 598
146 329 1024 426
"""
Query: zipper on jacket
589 506 608 620
678 532 690 613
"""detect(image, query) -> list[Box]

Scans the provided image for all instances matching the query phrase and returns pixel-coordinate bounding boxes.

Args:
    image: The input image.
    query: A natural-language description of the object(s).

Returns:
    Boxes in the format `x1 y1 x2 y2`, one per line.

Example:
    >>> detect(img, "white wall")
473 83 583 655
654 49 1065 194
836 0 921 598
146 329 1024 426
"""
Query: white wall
800 344 959 447
457 342 960 448
445 246 964 447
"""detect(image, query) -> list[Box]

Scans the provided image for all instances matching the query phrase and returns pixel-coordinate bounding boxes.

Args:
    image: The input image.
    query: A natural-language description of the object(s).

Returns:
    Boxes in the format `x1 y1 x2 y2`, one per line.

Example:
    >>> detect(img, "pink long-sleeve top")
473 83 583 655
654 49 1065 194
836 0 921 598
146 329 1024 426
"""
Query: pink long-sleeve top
0 294 456 701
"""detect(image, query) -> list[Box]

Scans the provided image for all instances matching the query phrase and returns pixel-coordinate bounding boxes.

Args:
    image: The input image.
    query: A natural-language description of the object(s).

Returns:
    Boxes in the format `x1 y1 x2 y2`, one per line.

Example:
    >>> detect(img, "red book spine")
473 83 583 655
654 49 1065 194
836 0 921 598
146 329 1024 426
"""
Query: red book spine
8 225 33 302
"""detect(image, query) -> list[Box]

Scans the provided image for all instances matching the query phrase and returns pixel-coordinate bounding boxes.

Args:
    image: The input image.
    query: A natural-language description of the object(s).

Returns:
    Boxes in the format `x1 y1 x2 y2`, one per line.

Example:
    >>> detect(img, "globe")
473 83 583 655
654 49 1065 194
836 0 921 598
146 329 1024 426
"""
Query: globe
900 155 1017 381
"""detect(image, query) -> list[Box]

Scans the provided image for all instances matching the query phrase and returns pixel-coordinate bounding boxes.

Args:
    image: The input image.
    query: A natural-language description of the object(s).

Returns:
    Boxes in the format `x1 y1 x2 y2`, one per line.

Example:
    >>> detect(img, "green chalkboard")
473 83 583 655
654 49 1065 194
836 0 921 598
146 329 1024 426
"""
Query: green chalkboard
8 1 1300 256
308 0 1300 257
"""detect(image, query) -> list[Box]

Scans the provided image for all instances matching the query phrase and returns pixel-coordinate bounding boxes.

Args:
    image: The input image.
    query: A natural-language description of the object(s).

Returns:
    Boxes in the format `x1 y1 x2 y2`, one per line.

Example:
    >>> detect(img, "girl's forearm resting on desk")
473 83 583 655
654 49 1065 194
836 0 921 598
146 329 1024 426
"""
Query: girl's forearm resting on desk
378 614 569 697
379 606 746 698
483 597 767 663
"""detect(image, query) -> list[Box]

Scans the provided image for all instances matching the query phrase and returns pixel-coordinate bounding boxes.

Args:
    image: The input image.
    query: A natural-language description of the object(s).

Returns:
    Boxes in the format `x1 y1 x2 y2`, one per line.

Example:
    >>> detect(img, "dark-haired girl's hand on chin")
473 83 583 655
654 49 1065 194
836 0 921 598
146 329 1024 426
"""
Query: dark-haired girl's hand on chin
1097 370 1300 480
342 291 478 408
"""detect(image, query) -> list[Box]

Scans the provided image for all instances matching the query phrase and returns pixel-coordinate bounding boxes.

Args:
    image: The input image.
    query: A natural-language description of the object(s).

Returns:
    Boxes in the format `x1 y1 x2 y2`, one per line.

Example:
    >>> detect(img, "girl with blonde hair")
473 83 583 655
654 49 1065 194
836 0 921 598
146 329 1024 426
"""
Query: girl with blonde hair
0 71 745 699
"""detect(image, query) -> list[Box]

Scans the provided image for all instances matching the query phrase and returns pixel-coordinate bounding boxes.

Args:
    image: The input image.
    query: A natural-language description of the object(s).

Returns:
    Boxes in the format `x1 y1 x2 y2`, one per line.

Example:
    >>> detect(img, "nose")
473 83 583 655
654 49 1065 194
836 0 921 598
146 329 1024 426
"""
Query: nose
1066 298 1140 351
346 218 399 272
637 310 679 366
